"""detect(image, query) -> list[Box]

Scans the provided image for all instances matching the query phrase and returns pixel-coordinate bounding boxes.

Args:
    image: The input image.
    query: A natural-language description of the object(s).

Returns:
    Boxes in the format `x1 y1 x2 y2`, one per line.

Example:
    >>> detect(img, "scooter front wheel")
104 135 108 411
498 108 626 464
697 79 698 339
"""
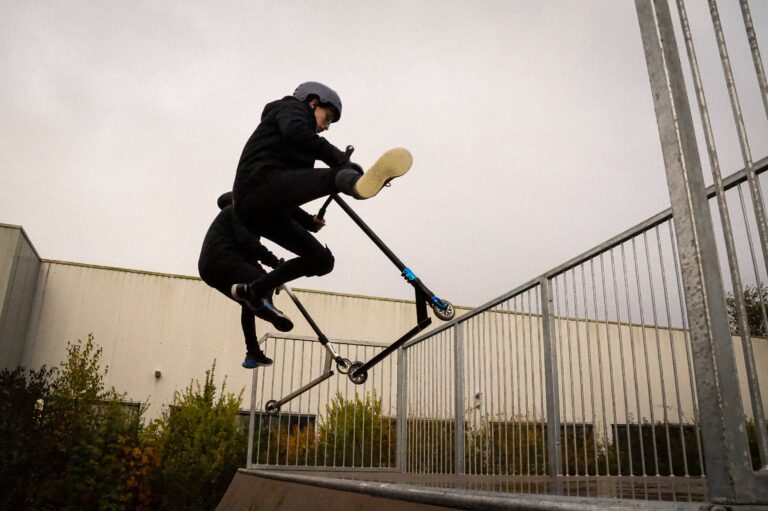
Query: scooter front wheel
348 361 368 385
432 300 456 321
265 399 281 416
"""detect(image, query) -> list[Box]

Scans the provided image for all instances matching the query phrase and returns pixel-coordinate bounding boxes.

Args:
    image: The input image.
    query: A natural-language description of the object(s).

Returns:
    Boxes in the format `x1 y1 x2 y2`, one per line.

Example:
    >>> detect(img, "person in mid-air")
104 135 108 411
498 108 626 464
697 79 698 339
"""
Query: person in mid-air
230 81 411 325
198 192 291 368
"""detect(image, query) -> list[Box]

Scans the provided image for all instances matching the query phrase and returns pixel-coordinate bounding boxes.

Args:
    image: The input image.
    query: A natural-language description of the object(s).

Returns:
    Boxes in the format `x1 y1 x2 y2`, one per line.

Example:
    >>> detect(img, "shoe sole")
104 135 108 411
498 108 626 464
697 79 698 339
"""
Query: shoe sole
270 315 294 332
242 360 273 369
354 148 413 199
255 306 294 332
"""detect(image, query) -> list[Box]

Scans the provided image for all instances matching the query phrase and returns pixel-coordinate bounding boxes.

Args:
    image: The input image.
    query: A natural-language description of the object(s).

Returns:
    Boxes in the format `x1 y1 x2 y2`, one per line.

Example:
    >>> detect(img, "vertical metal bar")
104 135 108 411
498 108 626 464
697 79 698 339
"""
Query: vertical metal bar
388 347 395 468
611 247 633 475
440 332 447 473
304 342 315 467
600 252 622 475
541 277 562 476
555 276 568 475
739 0 768 119
562 273 575 474
295 340 306 466
492 307 501 475
535 287 546 475
709 0 768 283
670 224 706 474
447 331 454 473
266 338 280 464
468 317 477 475
634 235 660 475
283 341 294 466
635 0 758 500
255 339 267 465
397 346 407 472
575 267 591 475
514 295 523 475
677 0 768 469
454 323 465 475
527 291 538 476
479 313 488 475
657 222 691 476
590 259 609 475
623 242 647 475
247 365 258 469
519 295 531 475
737 183 768 350
420 344 426 473
581 259 602 475
433 335 439 473
378 352 384 468
502 299 512 475
645 229 674 474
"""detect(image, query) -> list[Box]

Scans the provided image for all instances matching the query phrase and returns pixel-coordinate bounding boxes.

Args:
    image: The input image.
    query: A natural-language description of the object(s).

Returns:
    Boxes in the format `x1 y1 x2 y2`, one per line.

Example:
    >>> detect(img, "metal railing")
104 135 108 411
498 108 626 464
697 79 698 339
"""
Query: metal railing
246 333 399 470
245 0 767 504
399 0 768 504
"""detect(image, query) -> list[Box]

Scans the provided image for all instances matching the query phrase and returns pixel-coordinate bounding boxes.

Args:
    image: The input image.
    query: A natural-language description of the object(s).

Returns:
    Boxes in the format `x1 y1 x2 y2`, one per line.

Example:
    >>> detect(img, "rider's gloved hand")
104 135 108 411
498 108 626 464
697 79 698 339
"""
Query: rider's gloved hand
310 216 326 232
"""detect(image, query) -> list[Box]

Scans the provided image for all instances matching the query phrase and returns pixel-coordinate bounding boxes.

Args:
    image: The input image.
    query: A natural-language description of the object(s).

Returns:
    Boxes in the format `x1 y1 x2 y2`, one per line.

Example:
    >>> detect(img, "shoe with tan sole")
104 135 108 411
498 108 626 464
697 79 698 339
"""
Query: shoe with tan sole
353 148 413 199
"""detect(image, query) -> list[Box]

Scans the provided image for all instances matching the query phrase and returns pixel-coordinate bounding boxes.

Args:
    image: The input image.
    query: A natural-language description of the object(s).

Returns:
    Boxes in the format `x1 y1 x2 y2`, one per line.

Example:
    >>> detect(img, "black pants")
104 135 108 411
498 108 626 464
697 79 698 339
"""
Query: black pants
199 253 267 354
236 167 339 294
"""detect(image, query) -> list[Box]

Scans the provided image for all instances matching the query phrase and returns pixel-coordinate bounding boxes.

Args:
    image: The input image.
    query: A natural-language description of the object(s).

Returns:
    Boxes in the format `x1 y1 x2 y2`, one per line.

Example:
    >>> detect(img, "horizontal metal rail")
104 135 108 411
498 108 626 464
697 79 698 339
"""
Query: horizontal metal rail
404 156 768 350
242 469 706 511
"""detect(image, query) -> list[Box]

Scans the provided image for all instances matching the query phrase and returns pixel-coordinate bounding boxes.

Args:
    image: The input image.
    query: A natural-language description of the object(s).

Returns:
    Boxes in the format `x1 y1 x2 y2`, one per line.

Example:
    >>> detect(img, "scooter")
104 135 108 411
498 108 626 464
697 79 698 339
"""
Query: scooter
316 146 455 384
262 284 352 416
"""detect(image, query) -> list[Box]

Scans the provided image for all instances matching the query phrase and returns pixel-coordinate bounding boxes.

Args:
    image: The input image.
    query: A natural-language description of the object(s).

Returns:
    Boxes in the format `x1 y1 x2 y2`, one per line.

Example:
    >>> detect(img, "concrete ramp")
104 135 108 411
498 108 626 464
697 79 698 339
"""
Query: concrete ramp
216 470 458 511
218 469 709 511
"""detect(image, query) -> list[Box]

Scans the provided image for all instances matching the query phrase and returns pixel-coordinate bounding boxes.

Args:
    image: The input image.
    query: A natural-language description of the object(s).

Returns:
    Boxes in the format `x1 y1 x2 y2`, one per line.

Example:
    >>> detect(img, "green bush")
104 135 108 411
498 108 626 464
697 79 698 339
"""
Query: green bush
0 365 57 509
143 362 245 511
1 336 251 511
317 392 395 468
0 334 152 511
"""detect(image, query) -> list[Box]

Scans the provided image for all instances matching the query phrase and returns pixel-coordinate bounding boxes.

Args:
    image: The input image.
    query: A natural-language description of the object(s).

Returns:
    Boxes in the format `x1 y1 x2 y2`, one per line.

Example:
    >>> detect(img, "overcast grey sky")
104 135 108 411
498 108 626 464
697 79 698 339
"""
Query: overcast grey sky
1 1 766 307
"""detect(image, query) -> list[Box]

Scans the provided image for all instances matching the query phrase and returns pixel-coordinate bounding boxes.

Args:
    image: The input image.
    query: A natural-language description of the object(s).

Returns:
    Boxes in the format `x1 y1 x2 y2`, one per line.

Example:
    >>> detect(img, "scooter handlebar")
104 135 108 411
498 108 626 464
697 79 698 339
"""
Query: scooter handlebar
317 146 355 220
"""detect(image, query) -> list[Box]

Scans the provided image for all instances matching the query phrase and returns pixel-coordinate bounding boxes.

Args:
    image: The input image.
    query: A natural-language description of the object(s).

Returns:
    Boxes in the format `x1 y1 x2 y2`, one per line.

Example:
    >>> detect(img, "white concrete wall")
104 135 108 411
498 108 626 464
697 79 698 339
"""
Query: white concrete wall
407 310 768 429
22 261 469 419
17 259 768 428
0 224 41 369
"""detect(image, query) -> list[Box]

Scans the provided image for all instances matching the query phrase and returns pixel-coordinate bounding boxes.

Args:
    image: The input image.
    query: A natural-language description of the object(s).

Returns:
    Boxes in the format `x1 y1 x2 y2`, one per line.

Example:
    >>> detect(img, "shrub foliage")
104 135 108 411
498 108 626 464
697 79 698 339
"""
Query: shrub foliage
0 335 246 511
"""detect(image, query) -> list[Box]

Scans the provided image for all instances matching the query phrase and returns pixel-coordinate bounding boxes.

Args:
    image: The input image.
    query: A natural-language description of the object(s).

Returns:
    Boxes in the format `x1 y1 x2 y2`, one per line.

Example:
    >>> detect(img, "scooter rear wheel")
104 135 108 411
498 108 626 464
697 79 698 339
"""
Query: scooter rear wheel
336 358 353 374
432 300 456 321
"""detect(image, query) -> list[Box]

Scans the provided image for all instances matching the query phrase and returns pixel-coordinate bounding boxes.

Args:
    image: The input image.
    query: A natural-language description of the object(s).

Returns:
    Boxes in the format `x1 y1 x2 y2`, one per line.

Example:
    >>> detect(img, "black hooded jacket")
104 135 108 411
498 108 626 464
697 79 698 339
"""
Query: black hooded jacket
197 205 280 292
232 96 348 201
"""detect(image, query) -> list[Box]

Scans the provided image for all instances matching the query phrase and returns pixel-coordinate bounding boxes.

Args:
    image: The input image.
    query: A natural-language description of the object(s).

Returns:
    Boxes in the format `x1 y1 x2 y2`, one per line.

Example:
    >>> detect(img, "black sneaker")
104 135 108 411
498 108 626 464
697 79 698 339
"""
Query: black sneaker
255 298 294 332
232 284 294 332
231 283 261 310
242 351 273 368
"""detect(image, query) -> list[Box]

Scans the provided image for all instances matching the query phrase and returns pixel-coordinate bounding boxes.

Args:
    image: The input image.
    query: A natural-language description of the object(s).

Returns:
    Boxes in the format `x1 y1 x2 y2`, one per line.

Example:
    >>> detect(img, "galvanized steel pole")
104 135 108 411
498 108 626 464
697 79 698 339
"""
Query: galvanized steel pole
635 0 758 502
396 347 407 472
540 277 562 477
454 323 465 475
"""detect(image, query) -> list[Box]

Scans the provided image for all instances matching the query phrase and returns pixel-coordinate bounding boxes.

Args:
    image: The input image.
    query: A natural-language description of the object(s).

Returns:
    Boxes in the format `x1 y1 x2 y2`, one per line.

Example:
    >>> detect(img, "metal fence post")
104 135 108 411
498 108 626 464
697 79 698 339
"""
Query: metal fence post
635 0 760 502
454 323 465 475
247 366 258 470
396 346 408 473
540 278 562 477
